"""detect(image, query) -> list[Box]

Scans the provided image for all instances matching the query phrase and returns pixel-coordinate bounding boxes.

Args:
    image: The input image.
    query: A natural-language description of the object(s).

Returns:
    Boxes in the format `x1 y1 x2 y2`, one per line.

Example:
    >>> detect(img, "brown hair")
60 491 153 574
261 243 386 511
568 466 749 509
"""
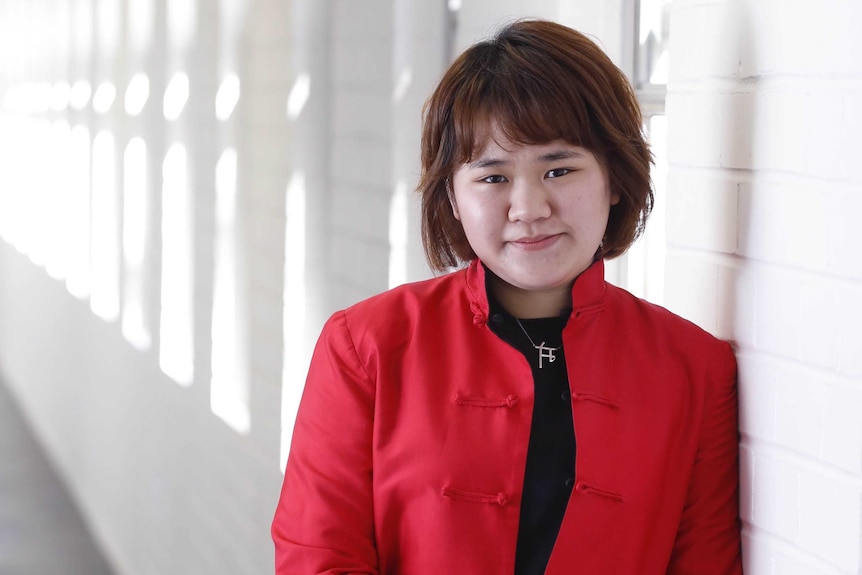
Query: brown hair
418 19 654 271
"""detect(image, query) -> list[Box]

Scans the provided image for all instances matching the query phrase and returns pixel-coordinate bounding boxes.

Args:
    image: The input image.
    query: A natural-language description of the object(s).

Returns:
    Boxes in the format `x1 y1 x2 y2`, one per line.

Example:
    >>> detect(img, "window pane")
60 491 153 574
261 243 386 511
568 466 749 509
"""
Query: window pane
637 0 671 87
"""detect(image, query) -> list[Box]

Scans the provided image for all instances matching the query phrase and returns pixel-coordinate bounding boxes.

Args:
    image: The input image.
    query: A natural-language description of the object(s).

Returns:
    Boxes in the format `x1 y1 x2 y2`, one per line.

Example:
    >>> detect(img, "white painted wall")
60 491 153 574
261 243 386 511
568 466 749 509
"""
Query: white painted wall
664 0 862 573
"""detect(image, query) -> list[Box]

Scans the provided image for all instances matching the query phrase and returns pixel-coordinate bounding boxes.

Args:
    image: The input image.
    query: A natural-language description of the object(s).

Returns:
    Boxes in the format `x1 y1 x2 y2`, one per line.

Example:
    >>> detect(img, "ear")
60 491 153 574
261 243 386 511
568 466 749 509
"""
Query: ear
446 179 461 220
609 183 620 206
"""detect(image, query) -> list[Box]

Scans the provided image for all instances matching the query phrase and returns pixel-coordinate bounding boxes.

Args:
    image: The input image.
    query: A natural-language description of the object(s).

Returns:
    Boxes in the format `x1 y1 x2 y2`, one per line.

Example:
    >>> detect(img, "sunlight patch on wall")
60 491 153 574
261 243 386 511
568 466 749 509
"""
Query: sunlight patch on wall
45 120 73 281
51 82 71 112
66 125 92 300
219 0 246 44
10 83 53 115
74 0 94 58
128 0 154 54
215 74 240 121
388 181 409 289
2 85 25 114
124 73 150 117
211 148 250 434
0 91 84 281
90 130 120 322
0 116 26 249
392 68 412 104
167 0 197 50
92 82 117 115
97 0 120 55
621 115 668 304
70 81 92 112
1 89 16 114
286 74 311 121
163 72 189 121
160 143 194 386
122 137 151 351
281 170 307 469
0 114 10 242
23 119 52 267
0 113 27 246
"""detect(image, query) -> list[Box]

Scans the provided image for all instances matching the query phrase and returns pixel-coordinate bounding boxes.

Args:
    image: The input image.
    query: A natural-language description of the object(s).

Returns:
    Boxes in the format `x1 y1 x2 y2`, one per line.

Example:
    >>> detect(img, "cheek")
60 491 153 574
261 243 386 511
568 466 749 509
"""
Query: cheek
455 204 500 246
452 190 482 221
461 197 504 227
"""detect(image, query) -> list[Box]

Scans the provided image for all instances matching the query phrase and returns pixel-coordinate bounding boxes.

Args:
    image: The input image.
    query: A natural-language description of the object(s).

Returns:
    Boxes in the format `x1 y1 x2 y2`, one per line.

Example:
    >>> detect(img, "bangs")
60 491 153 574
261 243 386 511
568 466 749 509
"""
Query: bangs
450 43 599 163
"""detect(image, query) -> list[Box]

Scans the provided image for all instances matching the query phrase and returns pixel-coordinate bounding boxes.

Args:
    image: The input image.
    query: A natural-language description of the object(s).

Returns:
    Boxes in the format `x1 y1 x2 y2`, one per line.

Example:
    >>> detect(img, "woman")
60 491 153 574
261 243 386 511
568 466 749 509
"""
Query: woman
272 19 742 575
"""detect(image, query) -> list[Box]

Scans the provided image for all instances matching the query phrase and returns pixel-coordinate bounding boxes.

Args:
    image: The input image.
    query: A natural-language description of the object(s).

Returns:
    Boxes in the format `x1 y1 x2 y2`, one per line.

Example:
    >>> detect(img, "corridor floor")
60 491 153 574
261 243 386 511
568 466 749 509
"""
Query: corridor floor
0 376 116 575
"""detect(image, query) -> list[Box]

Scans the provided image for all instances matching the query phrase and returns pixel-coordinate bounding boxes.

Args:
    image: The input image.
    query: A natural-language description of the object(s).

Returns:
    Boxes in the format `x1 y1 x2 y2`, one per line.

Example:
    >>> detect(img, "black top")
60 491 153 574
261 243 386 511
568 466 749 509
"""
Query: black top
488 302 576 575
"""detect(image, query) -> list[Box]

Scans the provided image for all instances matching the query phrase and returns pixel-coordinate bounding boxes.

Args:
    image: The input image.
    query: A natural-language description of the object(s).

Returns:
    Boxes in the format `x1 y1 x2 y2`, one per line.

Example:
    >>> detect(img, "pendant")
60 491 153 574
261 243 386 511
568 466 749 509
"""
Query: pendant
534 342 558 369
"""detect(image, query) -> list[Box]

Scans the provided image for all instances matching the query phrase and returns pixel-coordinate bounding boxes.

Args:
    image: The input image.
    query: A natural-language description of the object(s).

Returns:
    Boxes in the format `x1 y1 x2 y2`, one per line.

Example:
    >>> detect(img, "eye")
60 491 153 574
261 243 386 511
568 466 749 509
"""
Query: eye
480 175 508 184
546 168 572 179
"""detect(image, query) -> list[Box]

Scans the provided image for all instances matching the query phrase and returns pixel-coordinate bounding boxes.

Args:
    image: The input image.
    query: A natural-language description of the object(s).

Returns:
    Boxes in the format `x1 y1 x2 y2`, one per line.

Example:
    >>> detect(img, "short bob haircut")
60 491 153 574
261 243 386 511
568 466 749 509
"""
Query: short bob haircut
418 20 654 271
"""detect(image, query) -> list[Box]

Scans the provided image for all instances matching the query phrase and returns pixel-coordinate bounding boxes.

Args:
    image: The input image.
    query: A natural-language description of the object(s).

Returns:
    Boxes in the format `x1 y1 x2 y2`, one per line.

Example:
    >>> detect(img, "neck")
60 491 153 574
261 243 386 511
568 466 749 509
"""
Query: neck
488 274 573 319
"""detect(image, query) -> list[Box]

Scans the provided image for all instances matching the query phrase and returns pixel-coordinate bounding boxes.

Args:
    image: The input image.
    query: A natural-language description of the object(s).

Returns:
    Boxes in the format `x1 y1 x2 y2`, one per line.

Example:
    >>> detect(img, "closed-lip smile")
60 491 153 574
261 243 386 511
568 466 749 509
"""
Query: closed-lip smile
509 234 562 250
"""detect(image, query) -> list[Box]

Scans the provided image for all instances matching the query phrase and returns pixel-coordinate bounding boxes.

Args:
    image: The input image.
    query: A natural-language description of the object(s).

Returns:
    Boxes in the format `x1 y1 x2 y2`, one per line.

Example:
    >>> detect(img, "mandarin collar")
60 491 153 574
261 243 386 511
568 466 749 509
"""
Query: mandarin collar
464 258 607 327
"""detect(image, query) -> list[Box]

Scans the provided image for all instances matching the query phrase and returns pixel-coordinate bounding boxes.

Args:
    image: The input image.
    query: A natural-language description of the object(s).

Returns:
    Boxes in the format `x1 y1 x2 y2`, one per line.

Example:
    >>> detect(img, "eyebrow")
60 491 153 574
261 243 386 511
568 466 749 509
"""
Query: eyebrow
468 149 586 169
539 150 586 162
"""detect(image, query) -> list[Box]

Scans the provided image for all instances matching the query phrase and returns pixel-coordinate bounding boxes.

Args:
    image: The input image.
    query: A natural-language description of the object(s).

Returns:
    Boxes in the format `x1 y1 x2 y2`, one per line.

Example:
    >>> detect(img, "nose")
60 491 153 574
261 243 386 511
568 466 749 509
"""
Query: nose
508 180 552 223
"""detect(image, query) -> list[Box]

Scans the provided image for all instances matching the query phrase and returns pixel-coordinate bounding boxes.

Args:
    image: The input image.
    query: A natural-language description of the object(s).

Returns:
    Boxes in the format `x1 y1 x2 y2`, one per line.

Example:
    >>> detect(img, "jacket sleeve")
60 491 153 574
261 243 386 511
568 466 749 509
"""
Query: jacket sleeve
667 341 743 574
272 311 379 575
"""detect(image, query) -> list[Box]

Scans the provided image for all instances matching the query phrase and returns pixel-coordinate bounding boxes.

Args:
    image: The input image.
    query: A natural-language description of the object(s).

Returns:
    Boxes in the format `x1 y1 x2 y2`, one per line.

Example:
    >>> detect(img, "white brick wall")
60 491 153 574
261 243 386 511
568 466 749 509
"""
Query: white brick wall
666 1 862 573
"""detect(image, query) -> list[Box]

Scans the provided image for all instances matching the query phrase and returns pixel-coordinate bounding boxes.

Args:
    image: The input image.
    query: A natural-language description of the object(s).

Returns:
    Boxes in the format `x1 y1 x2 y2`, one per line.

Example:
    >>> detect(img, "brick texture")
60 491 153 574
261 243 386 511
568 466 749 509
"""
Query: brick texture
667 1 862 572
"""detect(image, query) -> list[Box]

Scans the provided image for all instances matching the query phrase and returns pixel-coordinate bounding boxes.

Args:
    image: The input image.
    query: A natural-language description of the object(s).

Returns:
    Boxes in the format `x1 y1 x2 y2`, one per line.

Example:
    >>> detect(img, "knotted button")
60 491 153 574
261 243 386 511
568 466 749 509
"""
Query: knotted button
489 313 504 328
561 390 571 402
470 303 486 327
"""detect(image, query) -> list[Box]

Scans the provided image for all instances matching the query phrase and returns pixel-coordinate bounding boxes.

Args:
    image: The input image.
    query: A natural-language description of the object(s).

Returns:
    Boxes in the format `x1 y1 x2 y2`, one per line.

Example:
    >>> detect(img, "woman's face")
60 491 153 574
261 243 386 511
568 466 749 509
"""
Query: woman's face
450 127 618 300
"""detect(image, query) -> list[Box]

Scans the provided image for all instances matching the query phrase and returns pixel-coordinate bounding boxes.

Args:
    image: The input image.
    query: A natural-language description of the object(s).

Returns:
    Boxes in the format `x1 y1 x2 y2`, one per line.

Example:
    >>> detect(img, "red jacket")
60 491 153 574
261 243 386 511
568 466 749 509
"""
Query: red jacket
272 259 742 574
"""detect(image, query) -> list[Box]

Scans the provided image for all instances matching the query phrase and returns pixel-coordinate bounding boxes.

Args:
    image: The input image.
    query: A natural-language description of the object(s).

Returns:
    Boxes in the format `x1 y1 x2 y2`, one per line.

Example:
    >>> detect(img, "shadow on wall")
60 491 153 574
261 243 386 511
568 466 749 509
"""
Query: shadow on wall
667 0 756 568
722 5 755 570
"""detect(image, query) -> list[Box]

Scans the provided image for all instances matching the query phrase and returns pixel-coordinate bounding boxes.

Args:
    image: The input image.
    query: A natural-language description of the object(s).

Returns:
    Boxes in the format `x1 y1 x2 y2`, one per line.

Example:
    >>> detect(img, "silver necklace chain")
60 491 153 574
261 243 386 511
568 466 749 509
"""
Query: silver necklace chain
514 317 559 369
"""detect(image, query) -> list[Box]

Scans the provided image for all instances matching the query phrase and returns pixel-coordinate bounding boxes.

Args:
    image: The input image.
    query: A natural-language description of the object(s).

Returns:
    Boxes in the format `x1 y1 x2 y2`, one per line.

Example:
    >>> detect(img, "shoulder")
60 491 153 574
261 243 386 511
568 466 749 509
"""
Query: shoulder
322 268 469 349
345 268 467 321
603 283 735 374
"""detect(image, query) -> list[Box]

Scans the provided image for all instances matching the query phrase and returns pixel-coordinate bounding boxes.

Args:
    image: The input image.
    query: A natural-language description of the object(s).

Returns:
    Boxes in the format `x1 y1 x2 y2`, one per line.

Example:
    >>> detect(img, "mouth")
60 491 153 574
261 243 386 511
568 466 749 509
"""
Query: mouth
508 234 562 251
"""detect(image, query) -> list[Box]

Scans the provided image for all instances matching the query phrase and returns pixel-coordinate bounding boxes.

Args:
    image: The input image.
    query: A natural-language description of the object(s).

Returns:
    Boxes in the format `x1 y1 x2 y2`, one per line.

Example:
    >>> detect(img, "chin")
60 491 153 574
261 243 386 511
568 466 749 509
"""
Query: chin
507 274 574 292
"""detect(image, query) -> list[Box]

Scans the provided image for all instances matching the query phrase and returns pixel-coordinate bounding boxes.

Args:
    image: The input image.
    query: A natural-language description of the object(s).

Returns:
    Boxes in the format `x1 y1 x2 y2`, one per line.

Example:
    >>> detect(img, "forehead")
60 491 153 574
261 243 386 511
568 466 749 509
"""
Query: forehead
467 122 589 163
461 115 589 162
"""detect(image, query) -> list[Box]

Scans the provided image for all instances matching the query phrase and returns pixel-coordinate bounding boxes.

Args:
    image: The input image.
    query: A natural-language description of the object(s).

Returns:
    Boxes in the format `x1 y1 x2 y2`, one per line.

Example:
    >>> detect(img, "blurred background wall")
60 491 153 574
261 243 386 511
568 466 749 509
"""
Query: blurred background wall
0 0 860 573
